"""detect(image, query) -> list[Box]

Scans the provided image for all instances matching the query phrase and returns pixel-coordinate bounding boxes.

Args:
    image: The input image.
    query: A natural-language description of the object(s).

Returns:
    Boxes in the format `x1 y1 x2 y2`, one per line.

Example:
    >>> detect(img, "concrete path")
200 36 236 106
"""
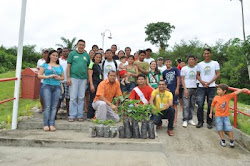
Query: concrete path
157 119 250 166
0 108 249 166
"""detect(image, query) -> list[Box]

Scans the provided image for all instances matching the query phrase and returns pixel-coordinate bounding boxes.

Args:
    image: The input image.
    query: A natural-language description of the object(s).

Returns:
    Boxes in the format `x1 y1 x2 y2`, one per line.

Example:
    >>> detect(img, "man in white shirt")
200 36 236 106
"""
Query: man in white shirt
57 48 70 117
102 49 119 80
196 48 220 129
157 57 166 72
181 55 197 128
37 49 49 112
144 48 155 64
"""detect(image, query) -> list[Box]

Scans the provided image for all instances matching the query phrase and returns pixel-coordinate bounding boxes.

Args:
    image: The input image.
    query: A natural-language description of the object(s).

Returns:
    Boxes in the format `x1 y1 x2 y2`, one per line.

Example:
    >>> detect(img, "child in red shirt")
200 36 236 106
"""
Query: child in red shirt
209 84 248 147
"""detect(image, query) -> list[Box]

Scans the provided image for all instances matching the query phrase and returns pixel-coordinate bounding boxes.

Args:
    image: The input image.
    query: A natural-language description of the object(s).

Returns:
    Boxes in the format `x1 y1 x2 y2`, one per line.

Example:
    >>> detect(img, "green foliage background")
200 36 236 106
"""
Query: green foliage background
152 36 250 104
0 45 40 73
0 36 250 104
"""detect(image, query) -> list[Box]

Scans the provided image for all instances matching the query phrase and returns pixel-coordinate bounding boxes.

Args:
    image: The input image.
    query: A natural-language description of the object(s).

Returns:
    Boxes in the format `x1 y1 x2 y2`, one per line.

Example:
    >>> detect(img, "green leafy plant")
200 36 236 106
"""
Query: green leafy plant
113 95 162 122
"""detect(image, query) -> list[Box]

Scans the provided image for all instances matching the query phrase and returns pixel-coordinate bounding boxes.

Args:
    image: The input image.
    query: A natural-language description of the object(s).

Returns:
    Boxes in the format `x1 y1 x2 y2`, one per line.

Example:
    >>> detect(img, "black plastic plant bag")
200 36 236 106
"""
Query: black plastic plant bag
132 118 140 138
141 120 148 139
123 118 132 138
147 120 155 139
119 126 125 138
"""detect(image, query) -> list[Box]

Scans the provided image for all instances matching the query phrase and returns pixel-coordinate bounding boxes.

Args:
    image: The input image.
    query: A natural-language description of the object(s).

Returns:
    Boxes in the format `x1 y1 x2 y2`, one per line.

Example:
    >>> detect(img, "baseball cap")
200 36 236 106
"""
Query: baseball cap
157 57 163 60
42 49 49 54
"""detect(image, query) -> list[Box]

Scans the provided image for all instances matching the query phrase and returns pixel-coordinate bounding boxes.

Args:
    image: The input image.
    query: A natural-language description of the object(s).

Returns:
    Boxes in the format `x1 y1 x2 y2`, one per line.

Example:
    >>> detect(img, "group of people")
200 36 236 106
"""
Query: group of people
37 39 248 147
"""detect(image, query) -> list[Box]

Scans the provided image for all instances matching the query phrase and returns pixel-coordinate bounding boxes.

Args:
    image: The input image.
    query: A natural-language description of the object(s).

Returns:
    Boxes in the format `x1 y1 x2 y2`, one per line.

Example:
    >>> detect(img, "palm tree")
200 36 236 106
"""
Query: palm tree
56 37 77 51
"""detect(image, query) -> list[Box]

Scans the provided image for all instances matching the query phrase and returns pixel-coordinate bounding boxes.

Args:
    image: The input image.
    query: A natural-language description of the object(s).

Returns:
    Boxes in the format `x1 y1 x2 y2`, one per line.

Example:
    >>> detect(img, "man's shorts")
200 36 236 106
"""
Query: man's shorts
60 82 70 100
215 116 233 132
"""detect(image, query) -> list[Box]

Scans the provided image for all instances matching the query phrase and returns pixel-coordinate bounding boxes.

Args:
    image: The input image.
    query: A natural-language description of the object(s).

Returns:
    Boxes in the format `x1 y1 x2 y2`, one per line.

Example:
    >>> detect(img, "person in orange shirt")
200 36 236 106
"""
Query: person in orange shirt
92 70 122 122
209 84 248 147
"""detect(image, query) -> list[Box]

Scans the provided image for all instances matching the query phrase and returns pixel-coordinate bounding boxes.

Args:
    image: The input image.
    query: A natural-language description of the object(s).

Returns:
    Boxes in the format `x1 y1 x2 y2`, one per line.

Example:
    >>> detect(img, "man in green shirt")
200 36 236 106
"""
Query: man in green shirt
67 39 90 122
134 50 149 75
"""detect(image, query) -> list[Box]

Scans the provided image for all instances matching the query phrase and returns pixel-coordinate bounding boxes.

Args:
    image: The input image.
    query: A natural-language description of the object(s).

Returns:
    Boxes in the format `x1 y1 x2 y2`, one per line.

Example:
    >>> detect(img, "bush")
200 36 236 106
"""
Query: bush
0 45 40 74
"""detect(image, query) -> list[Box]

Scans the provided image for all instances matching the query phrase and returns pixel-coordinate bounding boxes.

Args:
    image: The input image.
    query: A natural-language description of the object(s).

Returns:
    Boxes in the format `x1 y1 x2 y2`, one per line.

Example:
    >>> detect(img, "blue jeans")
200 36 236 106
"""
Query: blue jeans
69 78 87 119
215 116 233 131
120 82 137 93
42 84 61 126
197 87 216 123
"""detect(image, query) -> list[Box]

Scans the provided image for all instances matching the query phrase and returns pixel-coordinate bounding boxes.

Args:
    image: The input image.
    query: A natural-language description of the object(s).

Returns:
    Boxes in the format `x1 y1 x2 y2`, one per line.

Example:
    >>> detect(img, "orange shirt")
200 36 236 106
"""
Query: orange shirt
94 79 122 102
211 92 236 117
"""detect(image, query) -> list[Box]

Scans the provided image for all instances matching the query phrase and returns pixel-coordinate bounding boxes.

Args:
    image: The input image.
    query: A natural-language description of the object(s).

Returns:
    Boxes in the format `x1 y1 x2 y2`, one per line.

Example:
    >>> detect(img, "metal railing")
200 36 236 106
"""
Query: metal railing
228 87 250 128
0 77 17 104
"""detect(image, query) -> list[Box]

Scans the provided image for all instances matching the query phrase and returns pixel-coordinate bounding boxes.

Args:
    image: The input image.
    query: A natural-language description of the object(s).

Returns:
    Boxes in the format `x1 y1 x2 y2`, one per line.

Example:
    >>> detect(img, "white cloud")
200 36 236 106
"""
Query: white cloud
0 0 249 54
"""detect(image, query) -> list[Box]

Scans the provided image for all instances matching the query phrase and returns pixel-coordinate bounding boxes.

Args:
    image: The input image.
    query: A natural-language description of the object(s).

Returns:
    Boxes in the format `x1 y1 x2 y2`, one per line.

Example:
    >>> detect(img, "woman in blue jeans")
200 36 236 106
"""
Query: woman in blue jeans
38 50 64 131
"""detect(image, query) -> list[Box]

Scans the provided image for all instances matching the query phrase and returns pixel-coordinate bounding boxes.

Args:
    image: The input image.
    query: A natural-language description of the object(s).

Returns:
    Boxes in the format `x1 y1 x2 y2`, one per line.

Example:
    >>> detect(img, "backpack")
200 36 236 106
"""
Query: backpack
102 59 118 72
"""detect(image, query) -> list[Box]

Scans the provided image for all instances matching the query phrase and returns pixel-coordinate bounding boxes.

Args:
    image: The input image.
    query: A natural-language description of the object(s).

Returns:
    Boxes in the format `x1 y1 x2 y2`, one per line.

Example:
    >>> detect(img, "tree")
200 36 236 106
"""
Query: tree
56 37 77 51
145 22 175 51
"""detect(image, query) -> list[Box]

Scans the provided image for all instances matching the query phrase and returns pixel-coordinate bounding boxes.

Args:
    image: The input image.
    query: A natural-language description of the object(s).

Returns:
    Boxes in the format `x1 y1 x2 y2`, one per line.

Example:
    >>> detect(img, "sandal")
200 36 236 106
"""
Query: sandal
43 126 49 131
50 126 56 131
77 118 84 122
68 118 75 122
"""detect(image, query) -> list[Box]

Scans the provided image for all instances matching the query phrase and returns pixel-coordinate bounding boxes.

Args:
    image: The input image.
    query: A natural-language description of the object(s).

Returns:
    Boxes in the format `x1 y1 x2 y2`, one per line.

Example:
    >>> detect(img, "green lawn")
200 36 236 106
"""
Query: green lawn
0 71 40 128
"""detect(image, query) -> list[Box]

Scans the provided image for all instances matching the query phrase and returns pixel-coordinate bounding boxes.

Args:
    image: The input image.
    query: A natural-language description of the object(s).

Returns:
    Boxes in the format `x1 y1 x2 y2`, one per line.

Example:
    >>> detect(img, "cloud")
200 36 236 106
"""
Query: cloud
0 0 249 53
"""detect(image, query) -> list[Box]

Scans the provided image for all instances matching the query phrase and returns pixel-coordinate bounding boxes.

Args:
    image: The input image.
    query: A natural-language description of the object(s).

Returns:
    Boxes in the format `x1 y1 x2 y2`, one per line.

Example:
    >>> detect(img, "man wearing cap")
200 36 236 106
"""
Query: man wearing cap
37 49 49 112
144 48 155 64
157 57 166 72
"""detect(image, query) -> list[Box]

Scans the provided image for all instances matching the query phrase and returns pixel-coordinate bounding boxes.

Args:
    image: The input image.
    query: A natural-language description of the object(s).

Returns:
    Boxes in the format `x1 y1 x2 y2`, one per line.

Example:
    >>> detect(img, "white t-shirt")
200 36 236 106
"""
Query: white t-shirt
59 58 68 82
144 57 155 64
102 60 117 80
158 65 166 73
116 60 128 70
37 58 46 83
181 66 197 88
37 58 46 68
197 60 220 87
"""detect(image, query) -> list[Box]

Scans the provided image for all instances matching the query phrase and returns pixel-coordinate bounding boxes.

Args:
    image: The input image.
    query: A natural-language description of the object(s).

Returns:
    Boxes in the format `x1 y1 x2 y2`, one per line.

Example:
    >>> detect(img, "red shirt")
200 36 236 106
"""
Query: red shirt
129 85 153 104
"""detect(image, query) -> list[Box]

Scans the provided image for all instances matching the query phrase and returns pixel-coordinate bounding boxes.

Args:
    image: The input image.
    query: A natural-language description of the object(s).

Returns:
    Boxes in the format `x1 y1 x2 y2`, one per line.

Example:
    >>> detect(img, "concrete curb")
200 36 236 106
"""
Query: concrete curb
0 130 163 152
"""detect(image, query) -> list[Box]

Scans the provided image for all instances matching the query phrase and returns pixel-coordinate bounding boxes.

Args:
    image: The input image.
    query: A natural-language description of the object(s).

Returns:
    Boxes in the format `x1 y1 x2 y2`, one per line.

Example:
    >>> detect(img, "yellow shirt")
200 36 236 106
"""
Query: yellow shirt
151 89 173 111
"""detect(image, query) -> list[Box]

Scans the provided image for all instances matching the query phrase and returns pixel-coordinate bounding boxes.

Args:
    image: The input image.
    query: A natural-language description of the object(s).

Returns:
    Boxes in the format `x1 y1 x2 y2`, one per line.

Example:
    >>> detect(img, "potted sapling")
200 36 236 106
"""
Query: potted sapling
92 119 104 137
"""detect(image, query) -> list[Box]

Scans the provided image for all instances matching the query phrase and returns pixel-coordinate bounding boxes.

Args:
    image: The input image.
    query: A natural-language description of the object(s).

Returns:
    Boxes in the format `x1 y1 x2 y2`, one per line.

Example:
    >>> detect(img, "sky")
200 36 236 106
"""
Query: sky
0 0 249 54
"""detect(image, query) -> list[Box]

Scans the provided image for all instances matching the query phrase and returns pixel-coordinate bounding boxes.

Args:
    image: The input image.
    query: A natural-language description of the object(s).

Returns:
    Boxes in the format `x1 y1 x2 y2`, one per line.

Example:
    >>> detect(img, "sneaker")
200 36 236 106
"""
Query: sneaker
182 121 188 128
207 123 213 129
220 140 226 147
229 140 235 148
196 122 203 128
188 120 196 126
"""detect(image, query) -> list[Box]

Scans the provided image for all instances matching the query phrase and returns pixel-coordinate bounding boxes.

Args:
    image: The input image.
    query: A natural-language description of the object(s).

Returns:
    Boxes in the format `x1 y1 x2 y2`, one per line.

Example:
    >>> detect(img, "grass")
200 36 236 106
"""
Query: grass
0 71 40 129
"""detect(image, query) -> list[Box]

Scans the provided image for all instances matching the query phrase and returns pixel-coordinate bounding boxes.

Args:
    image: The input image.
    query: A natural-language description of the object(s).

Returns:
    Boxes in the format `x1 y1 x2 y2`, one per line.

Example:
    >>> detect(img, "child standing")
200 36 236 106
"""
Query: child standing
119 56 130 85
209 84 248 147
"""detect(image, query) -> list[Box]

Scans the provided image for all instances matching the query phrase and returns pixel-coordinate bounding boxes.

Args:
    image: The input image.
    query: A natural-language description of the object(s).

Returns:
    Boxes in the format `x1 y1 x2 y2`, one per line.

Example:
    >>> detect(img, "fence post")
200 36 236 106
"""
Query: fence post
12 0 27 130
233 95 238 128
